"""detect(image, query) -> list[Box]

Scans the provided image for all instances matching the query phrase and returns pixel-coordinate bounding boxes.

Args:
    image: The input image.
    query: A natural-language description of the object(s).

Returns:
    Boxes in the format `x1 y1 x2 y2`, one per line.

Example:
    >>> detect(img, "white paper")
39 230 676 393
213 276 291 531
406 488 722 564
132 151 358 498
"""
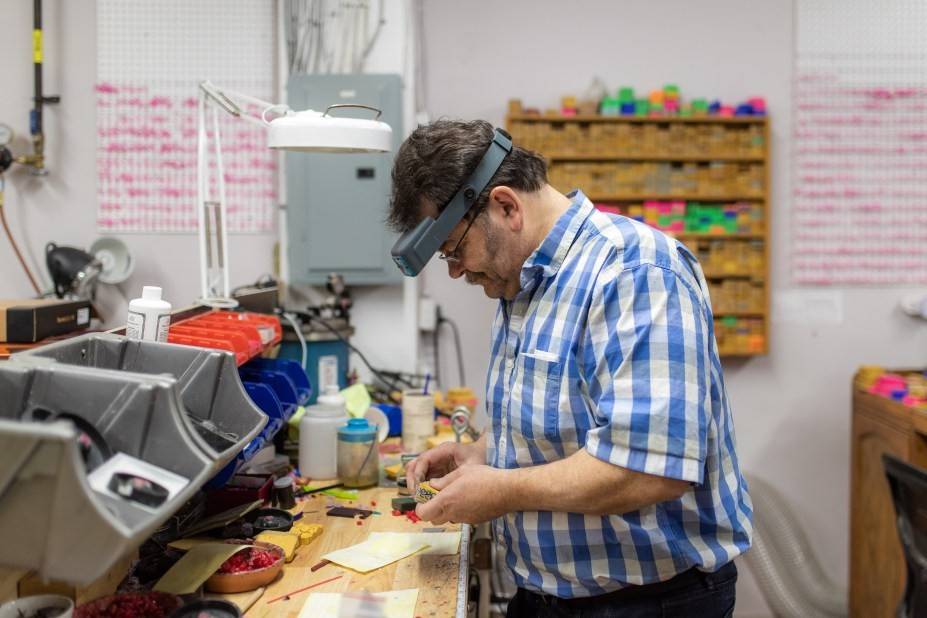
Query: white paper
299 589 418 618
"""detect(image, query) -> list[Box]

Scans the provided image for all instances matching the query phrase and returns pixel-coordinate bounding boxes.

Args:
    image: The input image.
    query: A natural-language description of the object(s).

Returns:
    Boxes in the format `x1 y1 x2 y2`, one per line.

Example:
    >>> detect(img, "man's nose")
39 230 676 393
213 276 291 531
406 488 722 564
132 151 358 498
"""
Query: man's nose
447 260 464 279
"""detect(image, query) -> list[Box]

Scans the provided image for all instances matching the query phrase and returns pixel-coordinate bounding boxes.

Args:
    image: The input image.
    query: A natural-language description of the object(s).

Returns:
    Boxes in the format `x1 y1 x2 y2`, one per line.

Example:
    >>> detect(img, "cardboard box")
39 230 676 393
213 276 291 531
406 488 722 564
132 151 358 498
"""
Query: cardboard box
0 299 92 343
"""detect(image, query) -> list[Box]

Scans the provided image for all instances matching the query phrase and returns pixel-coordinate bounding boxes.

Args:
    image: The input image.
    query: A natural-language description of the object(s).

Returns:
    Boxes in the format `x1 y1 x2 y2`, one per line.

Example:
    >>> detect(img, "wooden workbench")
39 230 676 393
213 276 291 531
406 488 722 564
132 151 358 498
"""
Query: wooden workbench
0 487 470 617
245 486 470 617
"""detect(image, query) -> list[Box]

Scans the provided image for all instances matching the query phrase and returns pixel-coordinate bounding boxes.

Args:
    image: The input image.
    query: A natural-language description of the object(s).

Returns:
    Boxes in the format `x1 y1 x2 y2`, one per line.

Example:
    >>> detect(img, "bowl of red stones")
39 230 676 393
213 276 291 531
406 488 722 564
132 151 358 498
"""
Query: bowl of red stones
74 591 181 618
204 541 284 594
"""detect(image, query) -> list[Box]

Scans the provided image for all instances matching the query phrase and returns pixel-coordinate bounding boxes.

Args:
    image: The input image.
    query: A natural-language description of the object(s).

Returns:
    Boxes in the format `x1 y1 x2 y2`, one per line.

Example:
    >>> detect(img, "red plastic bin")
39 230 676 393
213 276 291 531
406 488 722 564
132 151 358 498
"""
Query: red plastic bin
193 312 282 346
167 310 282 366
171 324 261 359
167 332 248 365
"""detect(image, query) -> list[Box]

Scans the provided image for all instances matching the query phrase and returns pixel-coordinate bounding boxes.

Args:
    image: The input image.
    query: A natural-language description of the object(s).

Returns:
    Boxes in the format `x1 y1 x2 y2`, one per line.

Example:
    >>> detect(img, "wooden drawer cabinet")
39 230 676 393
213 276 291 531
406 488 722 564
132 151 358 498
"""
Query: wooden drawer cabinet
850 387 927 616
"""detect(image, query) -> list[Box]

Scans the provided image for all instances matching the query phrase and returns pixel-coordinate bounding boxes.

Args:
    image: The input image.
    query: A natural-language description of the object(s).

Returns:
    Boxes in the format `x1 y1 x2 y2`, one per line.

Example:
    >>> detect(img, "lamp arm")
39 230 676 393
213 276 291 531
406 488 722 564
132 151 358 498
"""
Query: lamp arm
199 80 290 126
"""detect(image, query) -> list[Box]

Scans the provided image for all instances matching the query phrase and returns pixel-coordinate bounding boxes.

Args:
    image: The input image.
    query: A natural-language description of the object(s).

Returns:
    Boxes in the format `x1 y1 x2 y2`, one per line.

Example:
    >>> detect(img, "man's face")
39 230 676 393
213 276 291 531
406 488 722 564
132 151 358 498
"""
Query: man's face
438 206 521 300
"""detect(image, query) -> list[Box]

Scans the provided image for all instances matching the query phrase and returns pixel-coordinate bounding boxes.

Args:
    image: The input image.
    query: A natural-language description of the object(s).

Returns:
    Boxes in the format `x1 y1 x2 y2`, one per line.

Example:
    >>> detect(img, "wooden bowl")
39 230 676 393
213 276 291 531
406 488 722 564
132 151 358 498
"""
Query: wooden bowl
204 542 284 594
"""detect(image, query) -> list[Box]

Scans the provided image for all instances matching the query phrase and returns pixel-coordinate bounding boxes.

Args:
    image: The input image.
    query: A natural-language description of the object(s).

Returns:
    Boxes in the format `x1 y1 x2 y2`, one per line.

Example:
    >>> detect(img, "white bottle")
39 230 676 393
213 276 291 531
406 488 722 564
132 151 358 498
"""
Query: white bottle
299 385 349 479
126 286 172 342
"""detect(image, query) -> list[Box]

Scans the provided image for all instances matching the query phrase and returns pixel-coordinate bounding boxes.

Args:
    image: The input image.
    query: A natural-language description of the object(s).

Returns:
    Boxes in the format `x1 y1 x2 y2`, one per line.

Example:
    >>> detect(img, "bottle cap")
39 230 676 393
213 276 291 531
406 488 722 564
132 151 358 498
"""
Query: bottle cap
317 384 345 408
141 286 163 300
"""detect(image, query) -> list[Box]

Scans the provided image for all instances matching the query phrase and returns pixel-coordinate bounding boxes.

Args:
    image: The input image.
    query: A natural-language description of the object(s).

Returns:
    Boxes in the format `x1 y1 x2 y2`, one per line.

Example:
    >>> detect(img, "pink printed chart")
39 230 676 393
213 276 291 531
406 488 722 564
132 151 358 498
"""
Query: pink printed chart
96 0 276 233
794 1 927 285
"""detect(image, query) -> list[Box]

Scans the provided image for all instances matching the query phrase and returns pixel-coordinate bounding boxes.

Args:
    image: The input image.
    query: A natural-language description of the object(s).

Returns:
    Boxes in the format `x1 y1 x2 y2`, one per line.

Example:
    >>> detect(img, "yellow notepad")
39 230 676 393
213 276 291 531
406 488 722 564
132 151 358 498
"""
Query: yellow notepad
366 532 461 556
322 536 429 573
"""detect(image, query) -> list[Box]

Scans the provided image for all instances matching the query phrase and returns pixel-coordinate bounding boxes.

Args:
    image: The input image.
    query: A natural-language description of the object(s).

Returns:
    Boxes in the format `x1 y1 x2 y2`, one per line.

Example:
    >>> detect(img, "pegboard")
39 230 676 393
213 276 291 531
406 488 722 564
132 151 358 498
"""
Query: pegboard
95 0 276 233
794 0 927 284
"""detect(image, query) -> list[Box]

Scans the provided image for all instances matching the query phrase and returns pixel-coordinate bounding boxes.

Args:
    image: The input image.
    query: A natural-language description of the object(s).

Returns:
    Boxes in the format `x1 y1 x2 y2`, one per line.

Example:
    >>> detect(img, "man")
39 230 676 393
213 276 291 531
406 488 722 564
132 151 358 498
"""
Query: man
387 120 752 617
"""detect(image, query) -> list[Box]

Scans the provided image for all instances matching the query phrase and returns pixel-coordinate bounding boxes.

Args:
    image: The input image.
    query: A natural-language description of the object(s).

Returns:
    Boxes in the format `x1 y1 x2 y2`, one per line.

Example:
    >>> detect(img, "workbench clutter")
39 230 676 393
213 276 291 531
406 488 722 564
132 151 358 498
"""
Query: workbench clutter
46 485 465 617
0 325 473 617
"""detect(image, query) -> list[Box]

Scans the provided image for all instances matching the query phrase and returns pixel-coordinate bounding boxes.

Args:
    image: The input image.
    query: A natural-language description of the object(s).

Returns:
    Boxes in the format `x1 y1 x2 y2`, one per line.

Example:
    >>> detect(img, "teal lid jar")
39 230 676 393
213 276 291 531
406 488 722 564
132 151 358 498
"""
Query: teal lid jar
337 418 379 487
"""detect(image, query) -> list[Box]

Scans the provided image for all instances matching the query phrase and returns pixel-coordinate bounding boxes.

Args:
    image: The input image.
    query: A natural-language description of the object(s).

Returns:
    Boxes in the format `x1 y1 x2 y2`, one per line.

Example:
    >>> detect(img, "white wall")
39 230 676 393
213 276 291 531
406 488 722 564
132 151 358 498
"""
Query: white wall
0 0 419 377
7 1 927 614
420 1 927 616
0 1 275 319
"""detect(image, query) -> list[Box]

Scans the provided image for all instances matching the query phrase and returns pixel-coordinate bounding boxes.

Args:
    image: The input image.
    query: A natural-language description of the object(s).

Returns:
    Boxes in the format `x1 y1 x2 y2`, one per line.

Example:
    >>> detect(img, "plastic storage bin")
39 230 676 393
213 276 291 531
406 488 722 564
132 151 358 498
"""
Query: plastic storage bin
0 357 214 584
209 358 313 487
20 333 267 469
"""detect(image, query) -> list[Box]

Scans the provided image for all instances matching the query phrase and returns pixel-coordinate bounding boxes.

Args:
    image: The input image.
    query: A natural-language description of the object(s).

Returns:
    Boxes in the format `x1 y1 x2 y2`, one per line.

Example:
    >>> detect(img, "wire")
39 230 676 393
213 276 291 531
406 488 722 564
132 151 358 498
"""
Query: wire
281 311 308 371
439 314 466 386
413 0 428 117
299 312 406 393
359 0 384 68
373 369 418 388
0 178 42 296
432 324 441 390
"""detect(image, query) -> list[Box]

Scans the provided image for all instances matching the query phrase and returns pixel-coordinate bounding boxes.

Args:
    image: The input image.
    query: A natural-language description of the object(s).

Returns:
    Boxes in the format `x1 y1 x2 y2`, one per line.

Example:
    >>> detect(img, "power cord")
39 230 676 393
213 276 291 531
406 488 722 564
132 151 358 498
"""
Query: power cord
437 308 466 386
289 310 407 393
0 176 42 296
433 322 442 389
279 311 308 371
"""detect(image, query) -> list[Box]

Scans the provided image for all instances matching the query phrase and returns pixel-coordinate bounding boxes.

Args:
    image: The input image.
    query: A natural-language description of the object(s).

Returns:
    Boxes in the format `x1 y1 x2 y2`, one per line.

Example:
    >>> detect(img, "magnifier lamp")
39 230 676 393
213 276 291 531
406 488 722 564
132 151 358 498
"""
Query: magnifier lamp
197 80 392 308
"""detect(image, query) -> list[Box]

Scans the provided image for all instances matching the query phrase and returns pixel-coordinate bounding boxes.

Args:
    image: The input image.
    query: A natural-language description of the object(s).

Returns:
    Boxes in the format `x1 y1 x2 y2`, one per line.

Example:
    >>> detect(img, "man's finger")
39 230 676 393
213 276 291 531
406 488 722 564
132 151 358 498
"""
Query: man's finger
405 458 422 492
417 497 448 524
428 465 466 491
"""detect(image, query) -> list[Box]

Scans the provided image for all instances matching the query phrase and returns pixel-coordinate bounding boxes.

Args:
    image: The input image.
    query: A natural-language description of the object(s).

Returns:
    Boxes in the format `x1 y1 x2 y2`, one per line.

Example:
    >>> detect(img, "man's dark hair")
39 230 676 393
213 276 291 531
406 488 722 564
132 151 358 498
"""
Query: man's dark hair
388 119 548 233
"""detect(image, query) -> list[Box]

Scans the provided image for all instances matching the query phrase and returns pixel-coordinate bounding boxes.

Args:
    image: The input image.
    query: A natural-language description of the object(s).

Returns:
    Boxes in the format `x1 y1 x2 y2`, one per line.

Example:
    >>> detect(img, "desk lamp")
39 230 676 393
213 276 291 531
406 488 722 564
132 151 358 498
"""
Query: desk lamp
197 80 392 308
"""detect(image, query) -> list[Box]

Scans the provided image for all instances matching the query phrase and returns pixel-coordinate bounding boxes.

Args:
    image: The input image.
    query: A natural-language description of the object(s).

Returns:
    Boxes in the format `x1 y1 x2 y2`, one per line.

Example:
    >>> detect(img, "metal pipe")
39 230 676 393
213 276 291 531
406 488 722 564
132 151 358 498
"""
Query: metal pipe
16 0 59 174
33 0 43 137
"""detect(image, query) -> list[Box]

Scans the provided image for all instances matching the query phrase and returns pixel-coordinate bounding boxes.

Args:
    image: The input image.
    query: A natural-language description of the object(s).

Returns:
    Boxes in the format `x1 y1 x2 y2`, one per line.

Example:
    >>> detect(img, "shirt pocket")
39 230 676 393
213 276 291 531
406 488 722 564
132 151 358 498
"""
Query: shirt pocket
515 350 564 442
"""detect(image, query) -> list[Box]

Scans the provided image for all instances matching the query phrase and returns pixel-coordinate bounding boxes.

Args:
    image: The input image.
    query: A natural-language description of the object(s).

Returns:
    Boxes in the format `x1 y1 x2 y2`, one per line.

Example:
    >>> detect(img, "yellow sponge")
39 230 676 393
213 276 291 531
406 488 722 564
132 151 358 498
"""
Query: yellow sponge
291 522 324 548
255 530 299 562
384 463 402 479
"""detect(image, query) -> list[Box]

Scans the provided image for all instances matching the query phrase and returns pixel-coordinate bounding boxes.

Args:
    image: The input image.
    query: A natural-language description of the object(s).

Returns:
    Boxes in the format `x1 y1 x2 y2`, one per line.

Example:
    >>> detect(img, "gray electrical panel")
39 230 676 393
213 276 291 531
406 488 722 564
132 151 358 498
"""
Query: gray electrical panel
286 74 403 286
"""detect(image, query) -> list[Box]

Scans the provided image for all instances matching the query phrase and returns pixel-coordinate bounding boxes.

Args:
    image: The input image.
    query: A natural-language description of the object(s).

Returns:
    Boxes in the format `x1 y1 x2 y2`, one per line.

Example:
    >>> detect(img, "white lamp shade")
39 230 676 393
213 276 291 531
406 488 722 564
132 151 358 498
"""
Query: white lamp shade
267 110 392 153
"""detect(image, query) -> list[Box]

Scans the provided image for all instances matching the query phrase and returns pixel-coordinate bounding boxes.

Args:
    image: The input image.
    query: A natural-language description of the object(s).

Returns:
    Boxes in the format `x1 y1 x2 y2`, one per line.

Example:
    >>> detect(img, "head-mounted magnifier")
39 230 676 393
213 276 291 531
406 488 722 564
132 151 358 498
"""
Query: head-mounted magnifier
390 128 513 277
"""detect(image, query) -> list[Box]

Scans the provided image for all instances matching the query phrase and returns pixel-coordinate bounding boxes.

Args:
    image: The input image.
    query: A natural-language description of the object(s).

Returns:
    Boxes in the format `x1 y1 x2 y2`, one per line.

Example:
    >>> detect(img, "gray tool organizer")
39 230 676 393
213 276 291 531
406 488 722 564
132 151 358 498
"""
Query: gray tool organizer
0 333 267 583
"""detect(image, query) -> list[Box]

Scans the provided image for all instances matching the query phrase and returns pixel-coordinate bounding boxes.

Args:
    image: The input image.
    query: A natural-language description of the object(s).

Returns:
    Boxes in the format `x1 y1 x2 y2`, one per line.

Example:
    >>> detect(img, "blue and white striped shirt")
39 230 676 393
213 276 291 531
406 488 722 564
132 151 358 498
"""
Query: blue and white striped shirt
486 190 753 598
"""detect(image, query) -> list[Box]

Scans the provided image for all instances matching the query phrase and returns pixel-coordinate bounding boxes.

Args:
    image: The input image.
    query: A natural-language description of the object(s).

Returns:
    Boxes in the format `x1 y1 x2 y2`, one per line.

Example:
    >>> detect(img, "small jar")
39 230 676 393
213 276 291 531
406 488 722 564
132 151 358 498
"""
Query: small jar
337 418 379 488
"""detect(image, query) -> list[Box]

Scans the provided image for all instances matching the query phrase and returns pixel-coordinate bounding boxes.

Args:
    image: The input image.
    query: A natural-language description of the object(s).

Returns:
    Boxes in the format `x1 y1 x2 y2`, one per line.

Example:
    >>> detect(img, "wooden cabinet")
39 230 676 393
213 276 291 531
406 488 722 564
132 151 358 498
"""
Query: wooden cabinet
850 386 927 616
506 101 770 357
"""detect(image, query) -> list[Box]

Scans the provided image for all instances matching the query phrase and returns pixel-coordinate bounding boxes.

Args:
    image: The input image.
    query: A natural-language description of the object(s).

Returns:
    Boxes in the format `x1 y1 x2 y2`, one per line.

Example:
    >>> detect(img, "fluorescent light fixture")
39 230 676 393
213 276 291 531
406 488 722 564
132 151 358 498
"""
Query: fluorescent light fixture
196 81 392 308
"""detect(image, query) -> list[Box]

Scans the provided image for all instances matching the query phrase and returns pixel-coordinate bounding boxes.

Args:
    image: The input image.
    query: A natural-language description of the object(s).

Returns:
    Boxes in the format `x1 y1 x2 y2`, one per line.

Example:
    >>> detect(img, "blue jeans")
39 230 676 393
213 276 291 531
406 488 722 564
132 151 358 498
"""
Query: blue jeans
505 562 737 618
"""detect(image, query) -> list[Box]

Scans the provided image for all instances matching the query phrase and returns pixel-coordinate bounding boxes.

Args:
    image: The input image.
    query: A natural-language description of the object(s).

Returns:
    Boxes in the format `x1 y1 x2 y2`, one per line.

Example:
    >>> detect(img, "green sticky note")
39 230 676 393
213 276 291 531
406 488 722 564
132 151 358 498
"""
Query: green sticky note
342 383 372 418
323 488 359 500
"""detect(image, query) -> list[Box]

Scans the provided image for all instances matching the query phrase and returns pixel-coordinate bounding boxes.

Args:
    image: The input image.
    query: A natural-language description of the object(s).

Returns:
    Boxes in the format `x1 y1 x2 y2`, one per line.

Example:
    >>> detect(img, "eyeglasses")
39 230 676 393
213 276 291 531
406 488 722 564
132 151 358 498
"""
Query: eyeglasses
437 207 483 263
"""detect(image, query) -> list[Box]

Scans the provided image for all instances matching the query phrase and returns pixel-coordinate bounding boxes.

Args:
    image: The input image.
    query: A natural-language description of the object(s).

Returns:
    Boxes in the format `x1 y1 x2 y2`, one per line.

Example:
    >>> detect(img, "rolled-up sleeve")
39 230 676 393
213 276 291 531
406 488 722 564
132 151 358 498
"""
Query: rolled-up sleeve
581 262 711 484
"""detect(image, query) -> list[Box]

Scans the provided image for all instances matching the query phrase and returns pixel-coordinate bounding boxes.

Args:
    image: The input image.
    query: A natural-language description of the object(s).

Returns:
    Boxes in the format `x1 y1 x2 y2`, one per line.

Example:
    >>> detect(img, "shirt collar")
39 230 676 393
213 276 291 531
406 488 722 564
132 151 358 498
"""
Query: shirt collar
520 190 594 287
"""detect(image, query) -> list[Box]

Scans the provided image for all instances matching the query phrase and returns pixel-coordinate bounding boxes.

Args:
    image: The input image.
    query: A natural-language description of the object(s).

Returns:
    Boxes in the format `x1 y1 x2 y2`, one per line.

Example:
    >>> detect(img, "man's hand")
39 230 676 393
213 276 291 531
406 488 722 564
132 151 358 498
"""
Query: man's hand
416 464 512 525
405 437 486 493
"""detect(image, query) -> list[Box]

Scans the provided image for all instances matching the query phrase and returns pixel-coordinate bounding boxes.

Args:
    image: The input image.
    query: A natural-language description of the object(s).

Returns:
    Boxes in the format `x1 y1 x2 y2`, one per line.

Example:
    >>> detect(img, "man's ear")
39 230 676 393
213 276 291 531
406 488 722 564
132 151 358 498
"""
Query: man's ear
488 186 523 232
